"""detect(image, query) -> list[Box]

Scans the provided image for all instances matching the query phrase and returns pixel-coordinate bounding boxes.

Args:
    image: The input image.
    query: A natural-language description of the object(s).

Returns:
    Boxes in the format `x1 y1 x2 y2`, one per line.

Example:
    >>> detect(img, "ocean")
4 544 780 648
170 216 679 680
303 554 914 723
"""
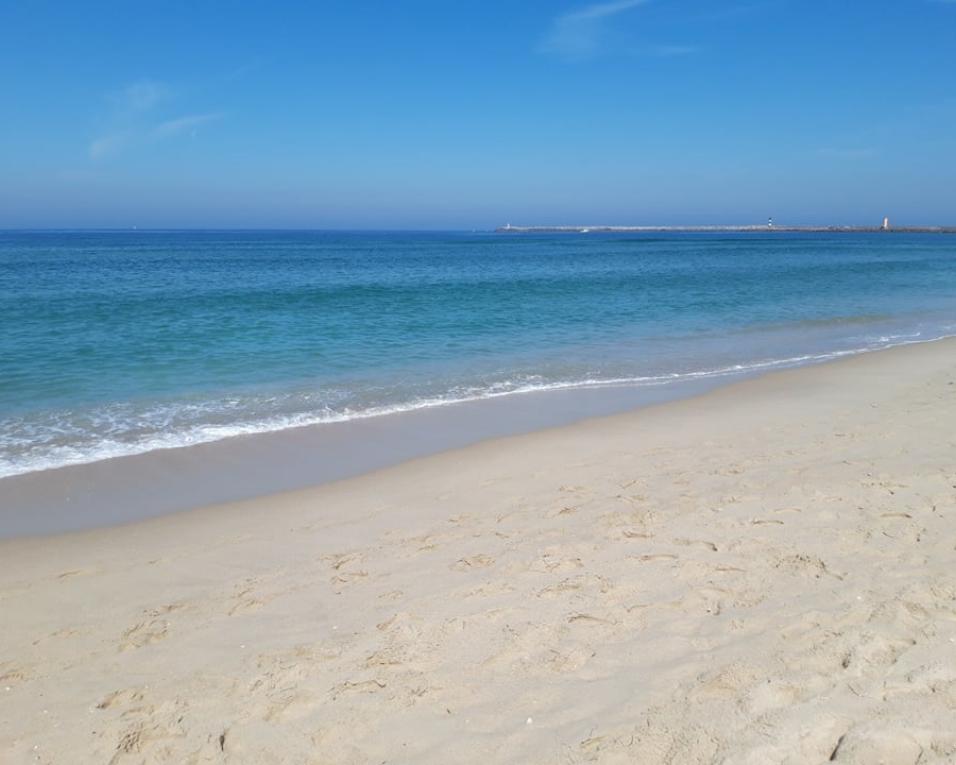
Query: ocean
2 229 956 480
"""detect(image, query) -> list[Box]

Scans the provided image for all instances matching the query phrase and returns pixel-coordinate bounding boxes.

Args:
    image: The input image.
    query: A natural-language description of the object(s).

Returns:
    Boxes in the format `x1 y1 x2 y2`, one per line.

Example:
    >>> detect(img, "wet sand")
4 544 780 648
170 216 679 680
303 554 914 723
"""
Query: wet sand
3 338 956 763
0 375 728 538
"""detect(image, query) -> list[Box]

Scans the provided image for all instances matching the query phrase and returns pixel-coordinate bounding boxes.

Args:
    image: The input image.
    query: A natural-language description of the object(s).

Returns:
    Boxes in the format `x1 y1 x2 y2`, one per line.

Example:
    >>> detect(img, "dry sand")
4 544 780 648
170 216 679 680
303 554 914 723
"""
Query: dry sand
3 339 956 764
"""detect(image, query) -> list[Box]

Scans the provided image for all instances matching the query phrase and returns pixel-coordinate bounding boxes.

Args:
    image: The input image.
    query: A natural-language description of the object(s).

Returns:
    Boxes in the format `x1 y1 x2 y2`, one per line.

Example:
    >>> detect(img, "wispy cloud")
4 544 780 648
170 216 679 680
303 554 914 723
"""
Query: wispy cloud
115 80 167 112
693 1 783 21
539 0 650 59
88 133 128 160
152 113 221 139
89 81 221 160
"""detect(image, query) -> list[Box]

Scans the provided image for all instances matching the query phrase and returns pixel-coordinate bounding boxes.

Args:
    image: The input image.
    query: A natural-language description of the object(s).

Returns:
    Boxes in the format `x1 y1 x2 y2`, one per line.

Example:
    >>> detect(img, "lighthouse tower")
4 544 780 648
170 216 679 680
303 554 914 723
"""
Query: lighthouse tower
881 216 890 231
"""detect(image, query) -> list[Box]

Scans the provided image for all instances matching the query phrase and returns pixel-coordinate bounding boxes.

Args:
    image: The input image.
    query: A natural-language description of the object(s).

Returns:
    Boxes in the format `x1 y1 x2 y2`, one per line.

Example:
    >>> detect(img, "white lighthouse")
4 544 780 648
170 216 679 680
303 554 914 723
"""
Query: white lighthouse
881 216 890 231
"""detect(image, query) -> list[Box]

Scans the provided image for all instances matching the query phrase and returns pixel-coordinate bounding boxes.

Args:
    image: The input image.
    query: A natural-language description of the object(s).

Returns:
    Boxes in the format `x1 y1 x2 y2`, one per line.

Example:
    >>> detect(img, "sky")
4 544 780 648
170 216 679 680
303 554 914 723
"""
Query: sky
1 0 955 229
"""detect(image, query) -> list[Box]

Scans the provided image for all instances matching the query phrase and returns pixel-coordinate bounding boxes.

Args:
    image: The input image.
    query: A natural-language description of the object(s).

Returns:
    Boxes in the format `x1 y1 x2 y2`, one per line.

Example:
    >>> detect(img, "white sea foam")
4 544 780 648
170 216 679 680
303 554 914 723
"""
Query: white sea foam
1 331 952 480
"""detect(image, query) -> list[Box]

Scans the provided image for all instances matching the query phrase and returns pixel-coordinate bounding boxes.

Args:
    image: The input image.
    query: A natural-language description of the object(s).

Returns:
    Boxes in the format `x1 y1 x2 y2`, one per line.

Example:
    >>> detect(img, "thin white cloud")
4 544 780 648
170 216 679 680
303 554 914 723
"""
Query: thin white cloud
114 80 167 112
152 113 221 138
88 133 127 160
89 80 166 160
568 0 649 20
540 0 650 59
89 80 221 160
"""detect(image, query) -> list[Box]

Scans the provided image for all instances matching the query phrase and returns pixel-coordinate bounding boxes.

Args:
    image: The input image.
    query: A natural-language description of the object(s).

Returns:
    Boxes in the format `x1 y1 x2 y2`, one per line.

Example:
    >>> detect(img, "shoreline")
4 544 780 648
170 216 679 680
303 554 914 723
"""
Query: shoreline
3 336 956 762
3 333 954 539
6 331 926 484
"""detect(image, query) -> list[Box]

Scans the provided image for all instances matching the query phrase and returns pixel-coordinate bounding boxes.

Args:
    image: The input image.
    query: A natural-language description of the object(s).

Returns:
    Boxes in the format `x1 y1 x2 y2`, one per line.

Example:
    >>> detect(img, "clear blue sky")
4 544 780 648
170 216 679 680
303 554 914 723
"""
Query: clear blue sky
1 1 954 229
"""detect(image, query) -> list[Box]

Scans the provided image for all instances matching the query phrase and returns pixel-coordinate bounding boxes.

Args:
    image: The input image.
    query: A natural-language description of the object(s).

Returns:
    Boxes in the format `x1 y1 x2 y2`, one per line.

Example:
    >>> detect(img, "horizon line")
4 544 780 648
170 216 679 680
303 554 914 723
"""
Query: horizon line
4 222 956 233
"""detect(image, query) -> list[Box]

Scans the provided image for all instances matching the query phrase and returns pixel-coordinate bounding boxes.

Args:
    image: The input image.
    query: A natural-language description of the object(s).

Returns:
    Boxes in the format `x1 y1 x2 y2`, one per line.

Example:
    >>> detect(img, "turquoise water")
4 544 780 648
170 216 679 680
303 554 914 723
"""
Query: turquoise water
2 230 956 478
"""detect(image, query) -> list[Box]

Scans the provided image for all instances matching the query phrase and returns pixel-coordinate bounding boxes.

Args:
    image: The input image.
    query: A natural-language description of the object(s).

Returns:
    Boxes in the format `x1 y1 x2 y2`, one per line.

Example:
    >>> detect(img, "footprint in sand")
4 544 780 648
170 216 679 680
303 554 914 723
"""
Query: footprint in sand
450 554 495 571
96 687 147 709
840 633 916 674
712 564 745 574
526 551 585 574
119 617 170 651
463 580 516 599
228 585 266 616
324 551 365 571
687 663 762 702
567 612 617 626
545 645 595 673
829 725 923 764
404 534 439 552
901 661 956 694
776 553 844 581
634 553 678 563
110 716 186 762
674 538 718 552
262 690 319 722
0 664 32 686
537 578 585 599
331 570 369 588
741 679 805 716
324 551 370 588
537 574 610 599
330 678 387 700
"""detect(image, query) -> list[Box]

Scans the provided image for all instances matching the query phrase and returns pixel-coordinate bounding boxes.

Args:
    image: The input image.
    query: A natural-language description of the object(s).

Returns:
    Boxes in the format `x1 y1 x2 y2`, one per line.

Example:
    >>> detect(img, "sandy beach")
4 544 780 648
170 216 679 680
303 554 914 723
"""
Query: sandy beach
3 338 956 764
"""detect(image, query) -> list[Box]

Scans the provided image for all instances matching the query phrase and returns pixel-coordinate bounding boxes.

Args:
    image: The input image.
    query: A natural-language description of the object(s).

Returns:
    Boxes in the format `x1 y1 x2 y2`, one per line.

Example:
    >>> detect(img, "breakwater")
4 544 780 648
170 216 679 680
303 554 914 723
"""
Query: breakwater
496 224 956 234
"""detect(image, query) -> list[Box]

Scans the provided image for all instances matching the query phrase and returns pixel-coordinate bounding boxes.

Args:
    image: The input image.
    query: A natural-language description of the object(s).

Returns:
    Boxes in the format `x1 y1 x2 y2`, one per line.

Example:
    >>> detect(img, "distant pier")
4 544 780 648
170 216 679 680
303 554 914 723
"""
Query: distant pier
496 224 956 234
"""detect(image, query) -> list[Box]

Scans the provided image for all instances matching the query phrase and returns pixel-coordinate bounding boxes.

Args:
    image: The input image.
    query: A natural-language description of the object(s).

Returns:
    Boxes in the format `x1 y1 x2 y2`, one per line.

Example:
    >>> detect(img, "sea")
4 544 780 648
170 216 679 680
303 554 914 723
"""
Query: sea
2 229 956 481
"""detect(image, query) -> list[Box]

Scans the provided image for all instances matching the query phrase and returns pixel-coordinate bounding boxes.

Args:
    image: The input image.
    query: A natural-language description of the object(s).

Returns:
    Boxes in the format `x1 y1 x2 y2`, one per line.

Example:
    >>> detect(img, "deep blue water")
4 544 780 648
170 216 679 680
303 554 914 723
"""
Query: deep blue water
2 230 955 477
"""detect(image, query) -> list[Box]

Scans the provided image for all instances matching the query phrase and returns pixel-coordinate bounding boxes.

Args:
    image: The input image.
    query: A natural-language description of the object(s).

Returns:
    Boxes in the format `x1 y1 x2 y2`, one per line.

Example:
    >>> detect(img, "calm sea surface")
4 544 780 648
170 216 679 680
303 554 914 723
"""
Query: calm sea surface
2 230 955 478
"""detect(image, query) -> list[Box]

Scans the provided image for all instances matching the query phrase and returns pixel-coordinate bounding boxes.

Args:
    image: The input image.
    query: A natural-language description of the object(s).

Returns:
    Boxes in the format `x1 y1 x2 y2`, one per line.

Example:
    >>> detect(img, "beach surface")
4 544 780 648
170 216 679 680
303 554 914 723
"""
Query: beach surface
3 339 956 764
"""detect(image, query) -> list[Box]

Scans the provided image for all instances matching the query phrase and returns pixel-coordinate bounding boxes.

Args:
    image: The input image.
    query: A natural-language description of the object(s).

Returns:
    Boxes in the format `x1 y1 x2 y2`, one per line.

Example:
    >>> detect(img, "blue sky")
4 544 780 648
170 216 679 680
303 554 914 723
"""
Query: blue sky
1 0 954 228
